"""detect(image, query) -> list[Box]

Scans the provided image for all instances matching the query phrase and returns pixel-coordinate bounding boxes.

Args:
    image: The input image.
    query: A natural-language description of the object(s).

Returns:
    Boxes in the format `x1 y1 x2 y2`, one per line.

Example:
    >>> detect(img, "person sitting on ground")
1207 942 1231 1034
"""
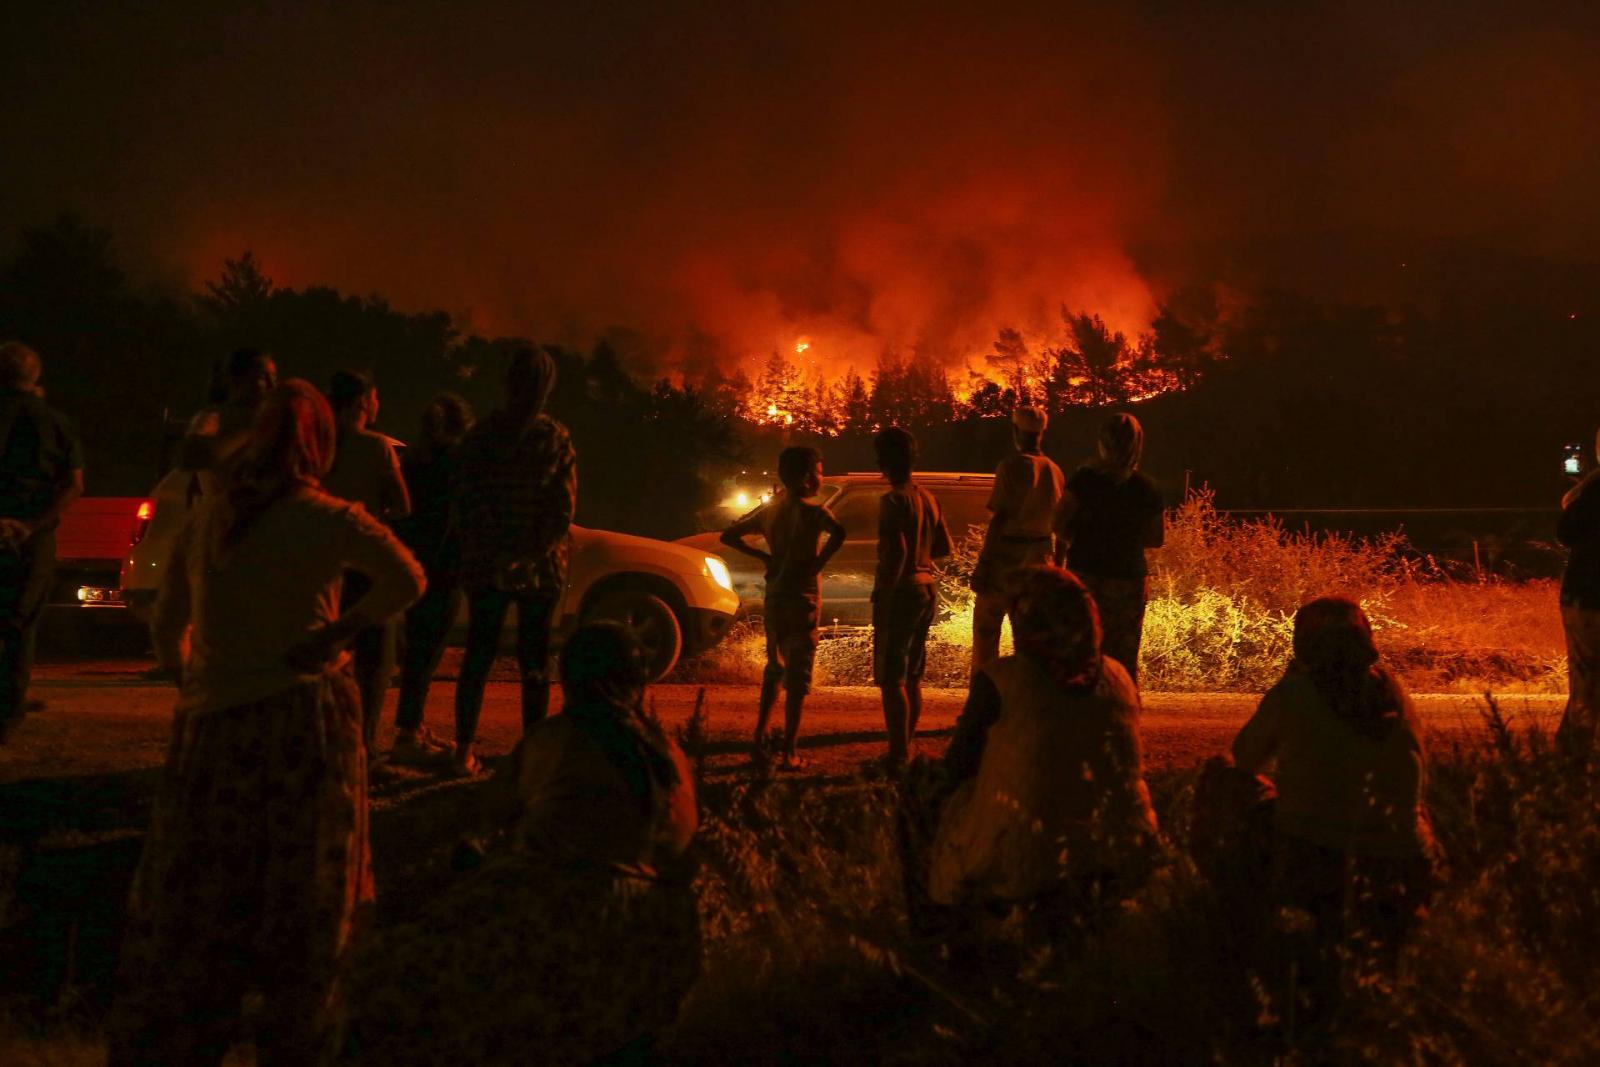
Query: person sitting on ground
0 342 84 744
971 405 1064 675
872 426 953 767
1054 412 1163 684
322 369 412 755
179 347 278 495
721 445 845 770
929 565 1160 920
1230 597 1437 966
452 346 577 776
345 623 701 1066
390 391 475 763
107 379 424 1066
1557 429 1600 752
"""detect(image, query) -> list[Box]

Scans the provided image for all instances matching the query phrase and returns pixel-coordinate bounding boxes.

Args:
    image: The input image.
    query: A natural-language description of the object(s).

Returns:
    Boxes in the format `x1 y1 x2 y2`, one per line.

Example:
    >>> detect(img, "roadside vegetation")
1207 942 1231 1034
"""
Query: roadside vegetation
678 491 1565 694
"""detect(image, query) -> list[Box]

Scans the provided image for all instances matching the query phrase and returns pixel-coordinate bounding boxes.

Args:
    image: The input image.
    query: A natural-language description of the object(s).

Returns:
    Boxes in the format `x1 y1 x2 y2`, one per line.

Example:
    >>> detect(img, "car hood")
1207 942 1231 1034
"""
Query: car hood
573 525 717 566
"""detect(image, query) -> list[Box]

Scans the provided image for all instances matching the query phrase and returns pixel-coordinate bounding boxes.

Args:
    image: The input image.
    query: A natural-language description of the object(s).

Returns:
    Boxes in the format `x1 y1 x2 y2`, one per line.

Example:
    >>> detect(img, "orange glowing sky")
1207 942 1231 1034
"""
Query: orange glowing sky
6 3 1600 381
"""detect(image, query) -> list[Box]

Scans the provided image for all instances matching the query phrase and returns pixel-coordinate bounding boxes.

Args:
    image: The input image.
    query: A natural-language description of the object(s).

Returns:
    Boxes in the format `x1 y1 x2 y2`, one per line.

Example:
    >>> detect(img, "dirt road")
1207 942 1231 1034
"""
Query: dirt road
0 660 1564 784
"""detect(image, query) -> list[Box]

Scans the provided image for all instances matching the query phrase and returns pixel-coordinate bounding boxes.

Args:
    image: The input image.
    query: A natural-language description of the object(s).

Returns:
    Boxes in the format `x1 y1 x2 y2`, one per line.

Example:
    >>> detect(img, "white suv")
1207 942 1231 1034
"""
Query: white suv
121 468 741 679
676 471 995 627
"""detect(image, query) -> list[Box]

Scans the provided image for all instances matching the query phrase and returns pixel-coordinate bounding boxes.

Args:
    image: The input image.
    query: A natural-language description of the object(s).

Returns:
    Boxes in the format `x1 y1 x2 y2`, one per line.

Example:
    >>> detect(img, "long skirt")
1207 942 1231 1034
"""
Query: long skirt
107 673 372 1067
344 850 702 1066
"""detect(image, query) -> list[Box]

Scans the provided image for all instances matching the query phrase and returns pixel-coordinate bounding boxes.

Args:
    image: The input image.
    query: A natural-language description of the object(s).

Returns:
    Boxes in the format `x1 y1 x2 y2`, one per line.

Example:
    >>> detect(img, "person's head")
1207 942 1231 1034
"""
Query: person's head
1290 596 1404 738
506 346 557 417
0 342 42 393
777 445 824 497
420 392 475 451
1096 412 1143 479
1008 564 1103 690
874 427 917 485
560 622 650 711
222 379 336 548
225 348 278 405
327 370 378 428
1012 405 1047 452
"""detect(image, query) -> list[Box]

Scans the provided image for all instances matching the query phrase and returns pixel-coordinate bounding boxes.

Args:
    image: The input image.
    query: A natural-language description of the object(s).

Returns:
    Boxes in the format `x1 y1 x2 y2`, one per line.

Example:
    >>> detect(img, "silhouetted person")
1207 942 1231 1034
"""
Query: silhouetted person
873 427 952 766
721 445 845 769
0 342 84 743
1054 412 1163 683
346 624 700 1065
323 370 411 753
971 405 1064 674
179 347 278 495
1557 429 1600 752
932 565 1159 918
391 392 475 763
108 380 423 1066
1232 598 1437 986
452 347 576 776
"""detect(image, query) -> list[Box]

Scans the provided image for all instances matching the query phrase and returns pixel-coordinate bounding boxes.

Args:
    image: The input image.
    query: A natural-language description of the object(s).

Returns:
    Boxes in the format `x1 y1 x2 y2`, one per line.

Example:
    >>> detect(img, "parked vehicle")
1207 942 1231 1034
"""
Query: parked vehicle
48 496 149 616
677 471 996 627
120 469 740 680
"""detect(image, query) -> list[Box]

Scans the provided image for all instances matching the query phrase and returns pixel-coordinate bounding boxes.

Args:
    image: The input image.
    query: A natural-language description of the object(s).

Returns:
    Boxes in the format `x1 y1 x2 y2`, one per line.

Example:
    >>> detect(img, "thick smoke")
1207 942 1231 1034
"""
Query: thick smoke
4 2 1598 378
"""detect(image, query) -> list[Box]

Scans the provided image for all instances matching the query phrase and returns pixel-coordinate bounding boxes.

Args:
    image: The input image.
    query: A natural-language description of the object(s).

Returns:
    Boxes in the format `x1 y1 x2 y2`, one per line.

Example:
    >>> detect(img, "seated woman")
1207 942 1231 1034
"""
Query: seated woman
346 623 700 1066
1231 597 1437 959
928 565 1160 919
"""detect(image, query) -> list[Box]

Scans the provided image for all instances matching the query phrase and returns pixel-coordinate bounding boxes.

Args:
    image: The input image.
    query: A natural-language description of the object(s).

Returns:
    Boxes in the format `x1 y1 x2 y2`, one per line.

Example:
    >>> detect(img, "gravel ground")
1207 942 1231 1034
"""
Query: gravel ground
1 659 1565 784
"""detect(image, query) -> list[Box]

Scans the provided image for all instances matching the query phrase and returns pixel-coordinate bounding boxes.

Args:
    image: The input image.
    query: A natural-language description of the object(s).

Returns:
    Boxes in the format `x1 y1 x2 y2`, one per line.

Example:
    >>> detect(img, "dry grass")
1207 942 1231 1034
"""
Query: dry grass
678 492 1566 694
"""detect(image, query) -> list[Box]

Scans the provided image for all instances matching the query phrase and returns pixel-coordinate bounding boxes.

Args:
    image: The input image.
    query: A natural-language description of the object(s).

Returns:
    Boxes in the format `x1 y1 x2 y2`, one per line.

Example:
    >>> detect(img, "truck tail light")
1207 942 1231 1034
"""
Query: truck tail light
132 499 154 546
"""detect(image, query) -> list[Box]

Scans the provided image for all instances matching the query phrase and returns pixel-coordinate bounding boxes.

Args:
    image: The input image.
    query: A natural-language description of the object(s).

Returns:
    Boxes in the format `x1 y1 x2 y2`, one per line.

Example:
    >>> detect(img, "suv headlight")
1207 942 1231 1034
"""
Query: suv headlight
704 555 734 592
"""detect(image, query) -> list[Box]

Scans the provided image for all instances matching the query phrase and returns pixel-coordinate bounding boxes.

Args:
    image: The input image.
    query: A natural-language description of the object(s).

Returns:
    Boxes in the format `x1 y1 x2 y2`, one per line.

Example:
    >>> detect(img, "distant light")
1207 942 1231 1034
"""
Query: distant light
734 491 750 508
795 340 810 355
1570 313 1580 320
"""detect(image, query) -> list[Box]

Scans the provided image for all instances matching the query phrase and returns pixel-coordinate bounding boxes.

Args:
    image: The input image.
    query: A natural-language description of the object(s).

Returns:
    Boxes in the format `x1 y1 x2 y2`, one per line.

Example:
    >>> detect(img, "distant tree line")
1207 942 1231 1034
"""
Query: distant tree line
3 212 1598 541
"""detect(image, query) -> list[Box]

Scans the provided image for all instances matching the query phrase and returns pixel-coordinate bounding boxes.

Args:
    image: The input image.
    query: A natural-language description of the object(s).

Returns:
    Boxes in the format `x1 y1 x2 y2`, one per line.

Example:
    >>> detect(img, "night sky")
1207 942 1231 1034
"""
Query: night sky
6 2 1599 376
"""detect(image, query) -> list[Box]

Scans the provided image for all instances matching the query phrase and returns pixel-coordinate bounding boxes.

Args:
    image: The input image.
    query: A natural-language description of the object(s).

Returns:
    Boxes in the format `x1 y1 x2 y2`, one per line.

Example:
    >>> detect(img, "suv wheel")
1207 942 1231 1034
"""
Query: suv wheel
581 589 684 682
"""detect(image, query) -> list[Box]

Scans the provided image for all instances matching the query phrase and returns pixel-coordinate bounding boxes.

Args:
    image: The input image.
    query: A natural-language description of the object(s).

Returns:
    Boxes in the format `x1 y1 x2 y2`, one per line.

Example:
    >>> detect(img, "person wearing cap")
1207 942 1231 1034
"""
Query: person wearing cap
0 342 84 743
970 405 1064 675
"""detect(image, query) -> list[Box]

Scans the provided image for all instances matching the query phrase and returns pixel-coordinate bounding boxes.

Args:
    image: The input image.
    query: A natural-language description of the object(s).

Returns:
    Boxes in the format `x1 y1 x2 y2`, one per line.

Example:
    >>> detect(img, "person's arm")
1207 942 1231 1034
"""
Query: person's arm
1143 498 1165 550
814 505 846 573
535 437 578 549
984 459 1018 544
720 511 773 568
1231 687 1283 774
150 519 194 682
876 495 909 595
944 671 1002 785
1558 474 1600 547
177 409 222 472
380 441 412 521
1052 490 1081 566
286 505 426 672
14 468 83 544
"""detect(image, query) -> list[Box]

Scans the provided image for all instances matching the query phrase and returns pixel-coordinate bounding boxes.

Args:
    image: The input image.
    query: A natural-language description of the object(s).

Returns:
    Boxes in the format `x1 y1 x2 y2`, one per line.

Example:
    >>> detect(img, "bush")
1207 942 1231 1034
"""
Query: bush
676 491 1566 693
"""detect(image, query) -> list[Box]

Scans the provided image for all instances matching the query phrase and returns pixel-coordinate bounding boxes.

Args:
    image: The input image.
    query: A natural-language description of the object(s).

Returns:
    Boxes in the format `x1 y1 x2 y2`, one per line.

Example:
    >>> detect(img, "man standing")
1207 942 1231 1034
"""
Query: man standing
452 348 576 776
970 405 1063 674
180 347 278 495
872 427 952 767
1558 429 1600 752
0 342 84 743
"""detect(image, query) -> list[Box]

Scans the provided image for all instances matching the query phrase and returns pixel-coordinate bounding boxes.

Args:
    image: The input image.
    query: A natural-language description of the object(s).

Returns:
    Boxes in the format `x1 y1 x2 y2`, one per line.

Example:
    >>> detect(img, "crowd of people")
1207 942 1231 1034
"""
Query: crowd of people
0 334 1595 1061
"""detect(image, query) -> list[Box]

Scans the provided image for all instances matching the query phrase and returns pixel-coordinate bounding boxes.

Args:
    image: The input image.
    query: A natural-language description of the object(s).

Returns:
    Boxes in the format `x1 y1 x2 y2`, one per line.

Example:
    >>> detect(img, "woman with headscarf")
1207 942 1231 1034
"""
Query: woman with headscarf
928 565 1160 918
345 623 701 1066
451 347 577 776
1231 597 1436 959
108 380 424 1066
1053 412 1164 683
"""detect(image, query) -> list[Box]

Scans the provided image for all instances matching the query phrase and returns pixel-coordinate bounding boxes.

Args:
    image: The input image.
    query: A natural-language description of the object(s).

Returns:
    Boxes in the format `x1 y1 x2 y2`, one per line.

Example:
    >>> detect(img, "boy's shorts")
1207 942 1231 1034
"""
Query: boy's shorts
872 584 937 685
763 593 820 694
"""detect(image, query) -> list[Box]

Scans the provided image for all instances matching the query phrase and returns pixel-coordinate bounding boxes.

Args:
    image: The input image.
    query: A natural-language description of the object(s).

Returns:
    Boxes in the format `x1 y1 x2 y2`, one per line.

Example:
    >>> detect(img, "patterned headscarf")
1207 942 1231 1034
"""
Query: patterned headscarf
559 623 680 813
1008 564 1103 692
219 379 335 550
1291 597 1405 740
1094 412 1144 482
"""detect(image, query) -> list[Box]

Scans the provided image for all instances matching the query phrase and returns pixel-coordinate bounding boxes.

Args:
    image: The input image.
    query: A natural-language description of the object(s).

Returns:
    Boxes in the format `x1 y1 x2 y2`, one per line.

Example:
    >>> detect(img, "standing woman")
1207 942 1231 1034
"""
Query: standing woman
391 392 474 761
108 380 424 1066
1054 412 1163 683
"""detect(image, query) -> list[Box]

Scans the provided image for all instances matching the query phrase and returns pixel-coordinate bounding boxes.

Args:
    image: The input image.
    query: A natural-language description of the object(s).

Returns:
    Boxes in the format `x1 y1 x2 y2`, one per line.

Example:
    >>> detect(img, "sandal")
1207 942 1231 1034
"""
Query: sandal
448 749 483 778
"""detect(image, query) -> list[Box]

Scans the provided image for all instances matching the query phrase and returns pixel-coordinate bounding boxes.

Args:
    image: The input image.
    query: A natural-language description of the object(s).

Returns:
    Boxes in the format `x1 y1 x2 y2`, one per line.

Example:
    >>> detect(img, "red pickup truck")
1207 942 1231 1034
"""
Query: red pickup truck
42 495 150 626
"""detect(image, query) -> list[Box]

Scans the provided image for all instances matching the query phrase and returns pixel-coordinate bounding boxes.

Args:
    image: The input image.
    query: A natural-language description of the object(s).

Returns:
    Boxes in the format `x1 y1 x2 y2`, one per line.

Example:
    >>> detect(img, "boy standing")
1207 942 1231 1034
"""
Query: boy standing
722 446 845 770
872 428 952 766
